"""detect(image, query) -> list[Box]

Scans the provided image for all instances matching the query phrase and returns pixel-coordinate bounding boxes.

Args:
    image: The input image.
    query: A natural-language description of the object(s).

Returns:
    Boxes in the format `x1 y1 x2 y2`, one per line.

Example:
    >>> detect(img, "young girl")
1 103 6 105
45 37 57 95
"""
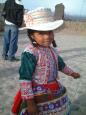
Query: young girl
11 7 80 115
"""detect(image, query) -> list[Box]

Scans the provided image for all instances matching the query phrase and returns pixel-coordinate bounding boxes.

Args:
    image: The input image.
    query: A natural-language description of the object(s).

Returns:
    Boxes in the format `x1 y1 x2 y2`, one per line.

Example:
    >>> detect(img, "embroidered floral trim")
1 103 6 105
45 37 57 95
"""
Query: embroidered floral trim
19 80 34 100
38 94 69 112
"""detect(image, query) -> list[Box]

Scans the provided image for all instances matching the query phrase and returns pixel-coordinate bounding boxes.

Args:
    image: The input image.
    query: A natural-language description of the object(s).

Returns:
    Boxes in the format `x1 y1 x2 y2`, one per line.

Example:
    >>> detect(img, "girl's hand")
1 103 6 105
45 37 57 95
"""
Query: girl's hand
27 104 38 115
27 99 38 115
71 72 80 79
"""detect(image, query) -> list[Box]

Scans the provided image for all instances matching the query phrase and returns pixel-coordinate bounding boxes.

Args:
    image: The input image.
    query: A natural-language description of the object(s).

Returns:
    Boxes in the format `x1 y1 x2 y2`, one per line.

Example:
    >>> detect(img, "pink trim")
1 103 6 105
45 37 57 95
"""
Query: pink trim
62 65 74 76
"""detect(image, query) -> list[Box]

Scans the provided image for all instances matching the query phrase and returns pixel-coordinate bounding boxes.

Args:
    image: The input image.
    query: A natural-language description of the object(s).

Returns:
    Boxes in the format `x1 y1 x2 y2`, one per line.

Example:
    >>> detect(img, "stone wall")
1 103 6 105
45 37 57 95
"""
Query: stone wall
54 3 64 20
64 21 86 34
55 20 86 35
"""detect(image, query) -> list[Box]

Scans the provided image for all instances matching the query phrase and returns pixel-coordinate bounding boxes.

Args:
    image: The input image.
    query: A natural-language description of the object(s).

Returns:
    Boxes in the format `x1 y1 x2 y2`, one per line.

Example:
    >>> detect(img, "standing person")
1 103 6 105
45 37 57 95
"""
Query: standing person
11 7 80 115
2 0 24 61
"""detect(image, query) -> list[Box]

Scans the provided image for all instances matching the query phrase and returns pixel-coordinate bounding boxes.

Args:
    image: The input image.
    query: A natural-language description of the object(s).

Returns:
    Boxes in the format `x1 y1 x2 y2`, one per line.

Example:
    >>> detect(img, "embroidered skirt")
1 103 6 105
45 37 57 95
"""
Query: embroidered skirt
19 82 71 115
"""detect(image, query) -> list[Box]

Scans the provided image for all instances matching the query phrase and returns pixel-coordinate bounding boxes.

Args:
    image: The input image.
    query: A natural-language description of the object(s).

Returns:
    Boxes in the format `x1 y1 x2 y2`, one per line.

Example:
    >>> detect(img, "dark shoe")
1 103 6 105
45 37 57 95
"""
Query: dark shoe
9 57 20 62
2 55 8 60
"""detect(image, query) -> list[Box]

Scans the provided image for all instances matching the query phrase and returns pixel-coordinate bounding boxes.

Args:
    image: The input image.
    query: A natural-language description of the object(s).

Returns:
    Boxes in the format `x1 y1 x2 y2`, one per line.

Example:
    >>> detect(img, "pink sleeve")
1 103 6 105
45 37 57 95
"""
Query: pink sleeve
62 65 74 76
19 80 34 100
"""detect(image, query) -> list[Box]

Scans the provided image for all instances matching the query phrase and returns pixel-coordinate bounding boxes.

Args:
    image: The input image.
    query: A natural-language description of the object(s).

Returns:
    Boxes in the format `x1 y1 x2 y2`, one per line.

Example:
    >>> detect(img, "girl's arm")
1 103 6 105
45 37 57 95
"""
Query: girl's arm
58 55 80 79
19 52 38 114
27 99 38 115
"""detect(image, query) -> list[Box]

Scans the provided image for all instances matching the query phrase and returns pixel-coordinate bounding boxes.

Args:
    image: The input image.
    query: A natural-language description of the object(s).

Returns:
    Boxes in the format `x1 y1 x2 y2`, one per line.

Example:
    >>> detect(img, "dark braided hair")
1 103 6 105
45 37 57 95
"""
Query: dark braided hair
52 39 57 48
27 29 38 47
27 29 57 47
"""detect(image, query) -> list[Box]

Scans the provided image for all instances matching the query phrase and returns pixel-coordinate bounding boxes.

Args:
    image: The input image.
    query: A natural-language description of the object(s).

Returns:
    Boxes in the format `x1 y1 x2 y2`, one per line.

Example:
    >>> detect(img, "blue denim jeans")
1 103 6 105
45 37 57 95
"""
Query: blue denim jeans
3 24 19 59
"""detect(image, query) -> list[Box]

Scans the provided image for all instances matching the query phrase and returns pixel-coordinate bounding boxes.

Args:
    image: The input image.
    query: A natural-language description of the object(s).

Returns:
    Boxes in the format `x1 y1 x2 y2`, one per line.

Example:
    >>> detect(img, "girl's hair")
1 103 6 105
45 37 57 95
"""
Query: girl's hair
27 29 38 47
52 39 57 47
27 29 57 47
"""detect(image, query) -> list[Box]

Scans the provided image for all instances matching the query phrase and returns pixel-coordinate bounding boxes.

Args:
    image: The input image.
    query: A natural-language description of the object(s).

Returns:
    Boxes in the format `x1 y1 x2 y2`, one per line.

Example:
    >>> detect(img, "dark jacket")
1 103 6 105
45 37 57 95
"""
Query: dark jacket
3 0 24 27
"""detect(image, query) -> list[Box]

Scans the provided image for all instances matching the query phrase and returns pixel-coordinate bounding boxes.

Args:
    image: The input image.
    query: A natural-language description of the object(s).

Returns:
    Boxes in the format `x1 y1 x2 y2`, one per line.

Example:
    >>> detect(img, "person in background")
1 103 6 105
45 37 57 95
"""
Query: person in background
2 0 24 61
11 7 80 115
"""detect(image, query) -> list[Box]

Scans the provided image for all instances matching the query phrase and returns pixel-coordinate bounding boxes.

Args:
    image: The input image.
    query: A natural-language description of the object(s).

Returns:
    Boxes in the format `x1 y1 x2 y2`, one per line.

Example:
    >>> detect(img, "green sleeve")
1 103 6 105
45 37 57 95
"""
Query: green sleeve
19 52 37 80
58 55 66 71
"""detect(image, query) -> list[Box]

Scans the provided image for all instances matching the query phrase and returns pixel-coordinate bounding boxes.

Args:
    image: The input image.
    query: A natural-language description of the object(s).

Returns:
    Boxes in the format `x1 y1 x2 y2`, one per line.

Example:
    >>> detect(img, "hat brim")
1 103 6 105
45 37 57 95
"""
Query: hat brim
19 20 63 31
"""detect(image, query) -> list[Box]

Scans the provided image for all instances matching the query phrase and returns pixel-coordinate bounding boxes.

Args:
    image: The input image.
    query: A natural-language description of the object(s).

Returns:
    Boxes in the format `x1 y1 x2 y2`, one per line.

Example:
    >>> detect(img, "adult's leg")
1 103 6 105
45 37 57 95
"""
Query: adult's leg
2 25 10 59
8 25 19 59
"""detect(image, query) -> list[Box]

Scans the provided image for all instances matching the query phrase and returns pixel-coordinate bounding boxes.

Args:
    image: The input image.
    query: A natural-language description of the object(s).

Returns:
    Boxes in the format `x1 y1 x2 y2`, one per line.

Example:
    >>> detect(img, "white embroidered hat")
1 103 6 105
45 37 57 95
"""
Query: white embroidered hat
20 7 63 31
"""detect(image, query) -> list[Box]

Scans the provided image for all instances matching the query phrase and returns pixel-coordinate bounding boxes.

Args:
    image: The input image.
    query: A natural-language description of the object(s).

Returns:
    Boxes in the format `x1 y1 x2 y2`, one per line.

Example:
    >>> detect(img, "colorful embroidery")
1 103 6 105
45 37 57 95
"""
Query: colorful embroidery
20 94 71 115
62 65 74 76
38 95 68 112
25 45 58 84
20 80 34 99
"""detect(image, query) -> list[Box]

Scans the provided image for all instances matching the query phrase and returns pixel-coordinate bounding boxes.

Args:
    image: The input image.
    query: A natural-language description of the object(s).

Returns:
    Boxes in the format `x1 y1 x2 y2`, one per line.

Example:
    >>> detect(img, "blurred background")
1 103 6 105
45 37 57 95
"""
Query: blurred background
0 0 86 32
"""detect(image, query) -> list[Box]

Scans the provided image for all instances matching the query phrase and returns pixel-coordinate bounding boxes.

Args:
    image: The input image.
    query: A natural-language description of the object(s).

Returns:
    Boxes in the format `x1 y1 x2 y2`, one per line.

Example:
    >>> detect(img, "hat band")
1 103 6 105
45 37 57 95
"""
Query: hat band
24 14 54 27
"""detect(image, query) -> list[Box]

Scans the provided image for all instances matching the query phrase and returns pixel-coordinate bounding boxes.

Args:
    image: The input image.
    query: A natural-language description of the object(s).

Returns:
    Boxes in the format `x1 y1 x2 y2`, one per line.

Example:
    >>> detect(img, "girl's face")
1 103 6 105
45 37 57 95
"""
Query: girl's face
31 31 54 47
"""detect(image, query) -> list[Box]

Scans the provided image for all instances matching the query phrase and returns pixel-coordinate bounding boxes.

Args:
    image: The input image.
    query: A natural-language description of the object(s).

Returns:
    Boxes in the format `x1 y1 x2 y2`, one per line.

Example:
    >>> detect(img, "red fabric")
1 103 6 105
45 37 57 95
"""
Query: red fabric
43 82 60 100
11 90 22 114
43 82 60 91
